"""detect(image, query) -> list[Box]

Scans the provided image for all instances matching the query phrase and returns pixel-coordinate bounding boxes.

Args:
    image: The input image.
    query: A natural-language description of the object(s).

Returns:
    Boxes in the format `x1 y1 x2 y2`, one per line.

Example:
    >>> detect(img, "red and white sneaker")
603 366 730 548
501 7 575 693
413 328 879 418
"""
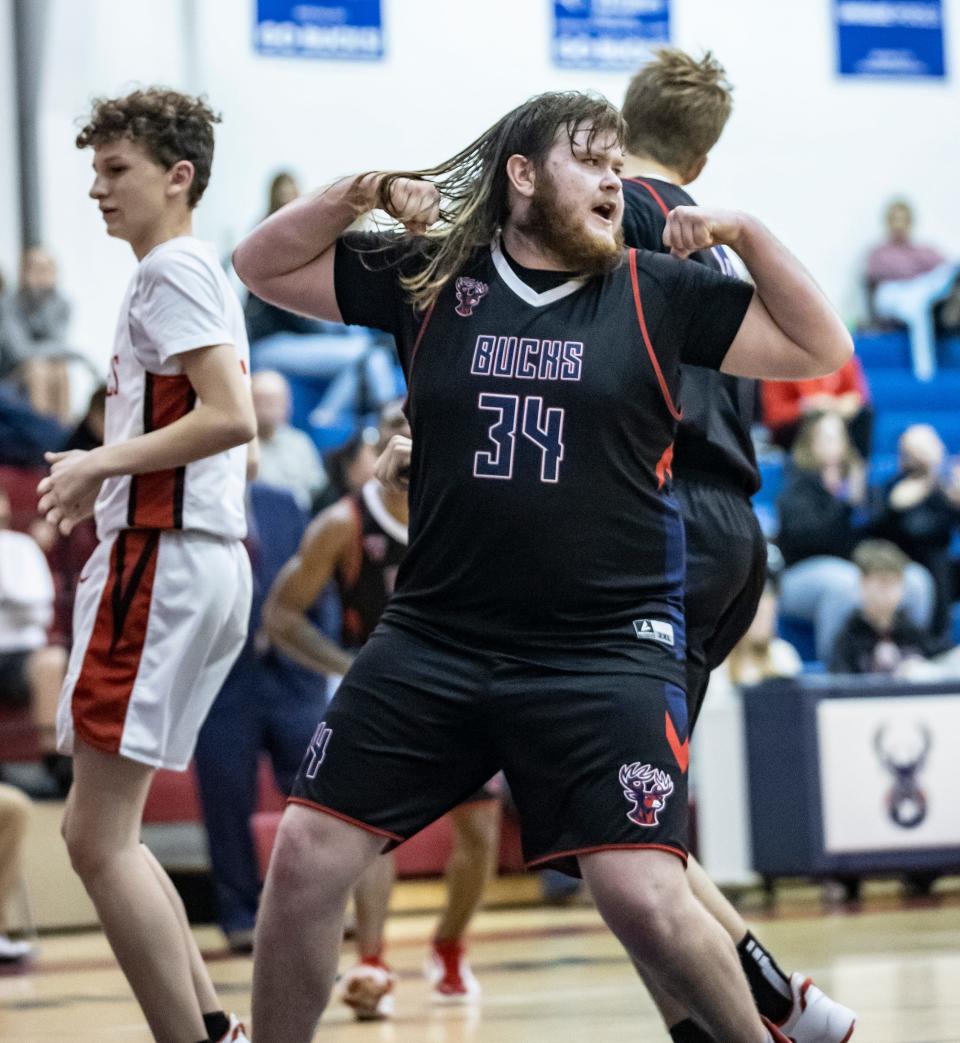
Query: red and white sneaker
778 973 856 1043
215 1013 249 1042
764 1017 795 1042
424 939 481 1004
339 957 396 1021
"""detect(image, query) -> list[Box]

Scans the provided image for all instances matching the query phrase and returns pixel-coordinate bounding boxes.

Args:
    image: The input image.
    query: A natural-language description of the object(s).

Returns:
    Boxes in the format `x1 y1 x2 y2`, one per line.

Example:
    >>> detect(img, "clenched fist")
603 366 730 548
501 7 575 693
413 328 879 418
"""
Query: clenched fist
373 175 440 235
376 434 412 492
663 206 747 260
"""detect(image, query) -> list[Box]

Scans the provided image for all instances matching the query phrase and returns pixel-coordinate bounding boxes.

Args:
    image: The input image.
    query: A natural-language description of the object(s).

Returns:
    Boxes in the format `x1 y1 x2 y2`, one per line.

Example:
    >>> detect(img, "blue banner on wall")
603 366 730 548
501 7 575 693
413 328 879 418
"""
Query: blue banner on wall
552 0 670 71
835 0 945 78
254 1 384 61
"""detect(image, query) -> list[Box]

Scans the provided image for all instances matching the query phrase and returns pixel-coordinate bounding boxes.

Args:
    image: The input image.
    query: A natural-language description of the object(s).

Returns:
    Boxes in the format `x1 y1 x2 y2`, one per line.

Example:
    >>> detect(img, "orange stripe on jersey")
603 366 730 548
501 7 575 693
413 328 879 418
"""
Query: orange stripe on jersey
127 372 197 529
665 710 689 774
71 530 160 755
655 443 674 490
628 250 682 422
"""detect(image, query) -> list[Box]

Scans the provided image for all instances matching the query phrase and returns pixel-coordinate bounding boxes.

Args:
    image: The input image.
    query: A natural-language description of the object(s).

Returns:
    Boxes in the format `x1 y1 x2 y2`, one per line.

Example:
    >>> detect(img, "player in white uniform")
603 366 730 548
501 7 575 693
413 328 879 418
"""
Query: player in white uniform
37 89 255 1043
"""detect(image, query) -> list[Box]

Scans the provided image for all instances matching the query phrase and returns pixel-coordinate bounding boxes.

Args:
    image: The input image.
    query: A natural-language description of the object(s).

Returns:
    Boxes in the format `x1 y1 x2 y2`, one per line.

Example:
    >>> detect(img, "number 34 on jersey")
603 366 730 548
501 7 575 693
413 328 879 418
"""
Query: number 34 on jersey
474 393 565 484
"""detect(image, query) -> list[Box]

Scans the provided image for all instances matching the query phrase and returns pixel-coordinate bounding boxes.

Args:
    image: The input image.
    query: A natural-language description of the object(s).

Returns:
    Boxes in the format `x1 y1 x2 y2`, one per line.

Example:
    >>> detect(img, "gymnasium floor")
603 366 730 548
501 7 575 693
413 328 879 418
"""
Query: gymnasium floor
1 878 958 1042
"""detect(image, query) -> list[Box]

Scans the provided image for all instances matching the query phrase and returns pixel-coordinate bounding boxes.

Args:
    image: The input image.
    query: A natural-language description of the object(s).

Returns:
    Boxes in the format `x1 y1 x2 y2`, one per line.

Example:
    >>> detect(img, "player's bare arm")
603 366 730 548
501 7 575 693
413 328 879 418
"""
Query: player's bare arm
663 206 853 380
38 342 255 534
262 503 358 676
232 174 440 322
375 434 412 492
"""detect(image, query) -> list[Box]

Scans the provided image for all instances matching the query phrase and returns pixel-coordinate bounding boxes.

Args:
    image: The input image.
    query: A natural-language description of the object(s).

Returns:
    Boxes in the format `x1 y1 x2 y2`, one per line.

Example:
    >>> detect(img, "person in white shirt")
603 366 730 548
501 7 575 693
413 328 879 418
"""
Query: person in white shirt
0 488 66 761
36 89 255 1043
252 369 327 510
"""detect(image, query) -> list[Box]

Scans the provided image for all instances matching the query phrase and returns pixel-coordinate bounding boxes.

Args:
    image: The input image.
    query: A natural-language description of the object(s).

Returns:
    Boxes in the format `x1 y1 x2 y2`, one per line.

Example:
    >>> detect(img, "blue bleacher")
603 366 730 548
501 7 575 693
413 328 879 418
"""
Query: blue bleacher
757 327 960 662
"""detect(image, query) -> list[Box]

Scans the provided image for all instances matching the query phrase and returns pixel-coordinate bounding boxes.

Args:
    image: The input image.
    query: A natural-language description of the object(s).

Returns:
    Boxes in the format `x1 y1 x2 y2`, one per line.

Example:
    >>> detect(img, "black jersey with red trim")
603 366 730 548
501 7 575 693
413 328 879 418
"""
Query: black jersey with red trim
333 233 752 677
337 480 408 650
622 177 761 496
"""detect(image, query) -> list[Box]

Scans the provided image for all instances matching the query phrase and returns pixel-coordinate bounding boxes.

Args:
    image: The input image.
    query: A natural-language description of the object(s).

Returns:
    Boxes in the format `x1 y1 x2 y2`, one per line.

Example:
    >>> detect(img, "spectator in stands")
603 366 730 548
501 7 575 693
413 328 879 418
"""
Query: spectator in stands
0 270 29 384
0 487 68 790
316 426 381 510
830 540 950 674
869 424 960 639
61 384 106 453
0 782 32 962
11 247 72 421
193 481 329 952
723 579 802 686
777 411 934 660
0 384 66 467
243 173 326 345
761 355 872 457
867 199 960 380
252 370 328 511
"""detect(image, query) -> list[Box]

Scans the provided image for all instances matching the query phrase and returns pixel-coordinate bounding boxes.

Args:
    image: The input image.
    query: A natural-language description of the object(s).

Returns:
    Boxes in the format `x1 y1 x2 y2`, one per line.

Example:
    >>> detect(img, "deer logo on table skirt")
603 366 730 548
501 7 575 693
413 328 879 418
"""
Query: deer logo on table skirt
874 723 932 829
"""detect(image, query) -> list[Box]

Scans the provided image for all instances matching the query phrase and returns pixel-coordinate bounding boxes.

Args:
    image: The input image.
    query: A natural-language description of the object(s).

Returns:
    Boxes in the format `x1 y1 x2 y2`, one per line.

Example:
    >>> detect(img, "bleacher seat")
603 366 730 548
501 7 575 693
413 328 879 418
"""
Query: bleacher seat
866 370 960 411
853 329 912 370
0 465 45 531
0 707 43 762
777 614 817 664
756 458 785 500
872 411 960 455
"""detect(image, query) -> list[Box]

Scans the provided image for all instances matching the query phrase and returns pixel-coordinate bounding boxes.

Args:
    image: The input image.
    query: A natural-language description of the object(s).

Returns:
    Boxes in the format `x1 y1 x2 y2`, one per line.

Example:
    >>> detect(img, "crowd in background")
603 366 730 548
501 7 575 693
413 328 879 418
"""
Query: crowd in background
0 177 959 957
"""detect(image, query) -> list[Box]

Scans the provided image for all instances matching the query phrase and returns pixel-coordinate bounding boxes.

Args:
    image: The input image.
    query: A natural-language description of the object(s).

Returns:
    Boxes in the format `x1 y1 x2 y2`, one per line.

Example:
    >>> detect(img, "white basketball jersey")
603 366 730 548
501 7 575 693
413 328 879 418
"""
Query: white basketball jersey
95 236 250 541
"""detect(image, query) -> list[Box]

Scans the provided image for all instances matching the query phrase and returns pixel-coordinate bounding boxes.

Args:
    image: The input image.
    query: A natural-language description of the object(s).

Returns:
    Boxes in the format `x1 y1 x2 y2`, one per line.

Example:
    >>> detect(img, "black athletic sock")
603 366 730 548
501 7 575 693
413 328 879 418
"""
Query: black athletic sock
736 931 793 1023
670 1018 716 1042
202 1010 230 1042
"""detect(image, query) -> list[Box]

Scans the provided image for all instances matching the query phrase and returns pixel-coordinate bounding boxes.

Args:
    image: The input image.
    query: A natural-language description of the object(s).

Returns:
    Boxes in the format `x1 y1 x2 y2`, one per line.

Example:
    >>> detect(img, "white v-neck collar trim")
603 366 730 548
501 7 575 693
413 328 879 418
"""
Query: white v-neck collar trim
490 239 587 308
361 480 408 546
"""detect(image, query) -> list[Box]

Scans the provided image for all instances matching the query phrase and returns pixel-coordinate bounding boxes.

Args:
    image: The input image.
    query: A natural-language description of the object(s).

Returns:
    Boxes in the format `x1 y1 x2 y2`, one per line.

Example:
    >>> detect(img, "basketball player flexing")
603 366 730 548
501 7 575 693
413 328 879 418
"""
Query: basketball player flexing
234 91 852 1042
37 90 254 1043
262 400 500 1020
376 52 857 1043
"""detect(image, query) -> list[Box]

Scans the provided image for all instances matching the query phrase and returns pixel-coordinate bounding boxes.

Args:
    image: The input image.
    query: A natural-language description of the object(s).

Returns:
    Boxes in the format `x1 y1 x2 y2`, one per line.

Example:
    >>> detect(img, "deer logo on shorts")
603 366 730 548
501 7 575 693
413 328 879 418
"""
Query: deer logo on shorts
619 762 674 827
454 276 489 317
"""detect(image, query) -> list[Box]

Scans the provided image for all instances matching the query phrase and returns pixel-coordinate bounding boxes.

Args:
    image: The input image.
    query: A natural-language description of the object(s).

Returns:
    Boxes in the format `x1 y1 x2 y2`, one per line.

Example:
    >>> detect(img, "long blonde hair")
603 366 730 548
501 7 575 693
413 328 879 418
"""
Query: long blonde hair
361 92 625 311
791 410 862 478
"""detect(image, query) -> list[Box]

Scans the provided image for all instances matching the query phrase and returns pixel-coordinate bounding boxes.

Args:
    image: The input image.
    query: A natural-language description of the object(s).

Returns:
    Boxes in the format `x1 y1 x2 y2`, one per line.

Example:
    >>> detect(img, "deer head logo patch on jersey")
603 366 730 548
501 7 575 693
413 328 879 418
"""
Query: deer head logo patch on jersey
619 762 674 827
454 277 489 317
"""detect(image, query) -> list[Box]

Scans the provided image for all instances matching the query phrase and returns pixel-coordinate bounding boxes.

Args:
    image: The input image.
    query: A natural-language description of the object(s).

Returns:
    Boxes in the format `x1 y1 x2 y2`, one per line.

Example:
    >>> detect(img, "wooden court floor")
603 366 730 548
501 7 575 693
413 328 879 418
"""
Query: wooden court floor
1 882 959 1042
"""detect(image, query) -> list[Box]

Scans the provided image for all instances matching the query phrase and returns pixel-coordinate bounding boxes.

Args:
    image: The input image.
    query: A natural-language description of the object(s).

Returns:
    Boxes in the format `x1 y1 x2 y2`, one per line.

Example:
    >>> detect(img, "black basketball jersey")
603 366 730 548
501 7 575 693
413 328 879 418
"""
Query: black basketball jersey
622 177 761 495
334 233 752 675
336 480 408 650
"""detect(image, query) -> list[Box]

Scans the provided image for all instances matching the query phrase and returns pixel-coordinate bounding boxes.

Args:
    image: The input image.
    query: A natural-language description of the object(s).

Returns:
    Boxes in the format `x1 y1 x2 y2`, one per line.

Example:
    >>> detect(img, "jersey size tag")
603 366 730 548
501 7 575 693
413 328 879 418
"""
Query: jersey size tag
632 619 675 647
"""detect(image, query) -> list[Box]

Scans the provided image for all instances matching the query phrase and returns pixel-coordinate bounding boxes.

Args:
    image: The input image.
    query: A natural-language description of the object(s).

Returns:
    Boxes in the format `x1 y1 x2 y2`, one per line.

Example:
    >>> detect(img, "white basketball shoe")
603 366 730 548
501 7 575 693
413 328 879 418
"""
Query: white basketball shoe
339 959 396 1021
778 973 856 1042
215 1013 250 1042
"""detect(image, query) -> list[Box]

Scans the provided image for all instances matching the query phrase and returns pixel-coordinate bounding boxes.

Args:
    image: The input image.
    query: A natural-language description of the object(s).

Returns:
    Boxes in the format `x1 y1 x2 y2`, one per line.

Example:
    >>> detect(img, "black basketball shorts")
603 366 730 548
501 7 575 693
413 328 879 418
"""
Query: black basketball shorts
289 621 691 878
675 478 767 733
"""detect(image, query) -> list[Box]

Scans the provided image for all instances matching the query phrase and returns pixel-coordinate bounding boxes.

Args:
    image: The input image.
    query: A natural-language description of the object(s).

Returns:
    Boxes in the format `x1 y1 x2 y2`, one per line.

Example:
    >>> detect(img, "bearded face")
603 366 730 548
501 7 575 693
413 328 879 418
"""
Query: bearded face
512 124 625 277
